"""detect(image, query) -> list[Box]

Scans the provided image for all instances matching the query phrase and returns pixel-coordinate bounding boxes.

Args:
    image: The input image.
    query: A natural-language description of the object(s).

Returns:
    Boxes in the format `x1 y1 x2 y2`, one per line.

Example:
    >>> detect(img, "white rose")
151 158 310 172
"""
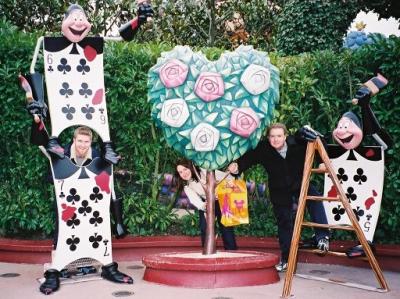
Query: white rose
240 64 270 95
160 98 189 128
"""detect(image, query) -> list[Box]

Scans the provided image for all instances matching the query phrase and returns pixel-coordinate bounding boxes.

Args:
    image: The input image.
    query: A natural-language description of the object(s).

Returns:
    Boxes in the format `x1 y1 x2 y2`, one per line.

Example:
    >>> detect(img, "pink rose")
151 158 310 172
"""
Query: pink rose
229 108 260 138
194 72 224 102
159 59 189 88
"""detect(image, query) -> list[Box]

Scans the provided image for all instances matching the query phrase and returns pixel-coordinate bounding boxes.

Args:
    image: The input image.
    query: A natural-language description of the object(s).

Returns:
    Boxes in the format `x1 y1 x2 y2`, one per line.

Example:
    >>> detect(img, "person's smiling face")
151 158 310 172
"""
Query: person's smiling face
268 127 286 151
176 165 193 181
62 8 91 43
73 133 92 158
333 116 363 150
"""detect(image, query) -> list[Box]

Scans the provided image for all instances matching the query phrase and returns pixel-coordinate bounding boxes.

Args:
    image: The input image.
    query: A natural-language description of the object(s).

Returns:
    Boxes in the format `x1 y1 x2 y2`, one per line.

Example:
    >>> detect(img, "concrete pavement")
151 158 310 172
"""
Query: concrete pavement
0 261 399 299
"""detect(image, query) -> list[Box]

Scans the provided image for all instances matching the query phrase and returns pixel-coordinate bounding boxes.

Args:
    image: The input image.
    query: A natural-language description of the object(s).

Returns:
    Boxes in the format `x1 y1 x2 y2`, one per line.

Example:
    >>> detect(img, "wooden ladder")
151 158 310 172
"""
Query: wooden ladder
281 137 389 297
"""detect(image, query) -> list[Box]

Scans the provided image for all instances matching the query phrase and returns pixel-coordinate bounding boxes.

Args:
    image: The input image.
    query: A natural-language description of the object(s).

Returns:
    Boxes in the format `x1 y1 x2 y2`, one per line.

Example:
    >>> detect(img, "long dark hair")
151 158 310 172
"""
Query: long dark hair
174 158 200 193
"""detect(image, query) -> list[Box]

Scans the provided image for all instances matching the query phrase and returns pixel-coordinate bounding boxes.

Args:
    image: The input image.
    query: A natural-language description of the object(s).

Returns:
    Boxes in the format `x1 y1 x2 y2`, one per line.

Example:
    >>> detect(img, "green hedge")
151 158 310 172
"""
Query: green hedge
1 21 399 243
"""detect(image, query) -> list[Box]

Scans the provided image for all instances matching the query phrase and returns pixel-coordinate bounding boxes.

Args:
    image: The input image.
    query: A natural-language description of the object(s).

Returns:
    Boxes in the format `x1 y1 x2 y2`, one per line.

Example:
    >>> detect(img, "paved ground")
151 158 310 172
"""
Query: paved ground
0 261 399 299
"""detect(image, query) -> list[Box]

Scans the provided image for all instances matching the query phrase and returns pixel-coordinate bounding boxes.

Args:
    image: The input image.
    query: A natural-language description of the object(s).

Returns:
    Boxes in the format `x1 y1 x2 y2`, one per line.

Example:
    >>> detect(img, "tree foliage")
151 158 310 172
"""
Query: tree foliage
276 0 360 55
137 0 281 50
1 0 398 54
360 0 400 20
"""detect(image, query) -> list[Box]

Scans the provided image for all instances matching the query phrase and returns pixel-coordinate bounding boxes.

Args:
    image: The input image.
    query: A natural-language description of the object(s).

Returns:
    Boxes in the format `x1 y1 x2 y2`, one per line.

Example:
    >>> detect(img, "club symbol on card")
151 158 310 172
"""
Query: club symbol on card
89 211 103 227
345 186 357 203
57 58 71 74
81 104 95 120
78 200 92 216
332 205 345 221
66 188 80 205
353 168 367 185
352 206 365 221
89 187 103 203
337 168 348 183
77 58 90 75
66 235 80 251
99 108 104 114
47 66 54 72
79 83 92 98
366 214 372 221
60 82 73 98
89 233 103 249
62 104 76 120
66 213 80 229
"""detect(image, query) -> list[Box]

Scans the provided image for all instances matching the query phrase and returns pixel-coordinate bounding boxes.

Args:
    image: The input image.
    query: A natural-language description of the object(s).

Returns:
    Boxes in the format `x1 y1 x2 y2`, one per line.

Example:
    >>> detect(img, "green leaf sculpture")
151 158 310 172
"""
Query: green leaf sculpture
148 45 279 170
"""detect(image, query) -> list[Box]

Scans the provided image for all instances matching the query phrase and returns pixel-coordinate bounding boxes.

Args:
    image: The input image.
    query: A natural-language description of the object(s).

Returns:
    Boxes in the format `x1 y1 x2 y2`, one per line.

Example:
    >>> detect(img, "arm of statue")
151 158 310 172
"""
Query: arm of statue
30 37 44 74
352 72 393 150
18 72 49 146
118 0 154 41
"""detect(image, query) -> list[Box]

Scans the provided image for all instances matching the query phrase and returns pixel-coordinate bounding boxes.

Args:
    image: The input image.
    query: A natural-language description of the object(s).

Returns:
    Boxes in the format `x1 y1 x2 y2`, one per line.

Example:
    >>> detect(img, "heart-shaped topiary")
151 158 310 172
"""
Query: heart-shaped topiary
148 45 279 170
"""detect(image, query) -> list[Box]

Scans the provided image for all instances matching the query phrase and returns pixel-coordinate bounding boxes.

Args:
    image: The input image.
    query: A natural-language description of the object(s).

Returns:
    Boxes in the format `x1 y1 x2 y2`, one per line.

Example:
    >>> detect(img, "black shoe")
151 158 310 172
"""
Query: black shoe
39 269 60 295
101 262 133 284
46 136 65 158
101 142 120 165
346 241 376 258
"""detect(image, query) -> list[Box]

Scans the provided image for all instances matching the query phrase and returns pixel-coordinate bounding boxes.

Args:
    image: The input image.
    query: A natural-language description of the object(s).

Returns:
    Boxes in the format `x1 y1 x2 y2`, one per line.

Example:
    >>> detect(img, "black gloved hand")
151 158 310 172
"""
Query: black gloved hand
46 136 65 159
26 100 48 120
138 2 154 25
353 86 371 107
297 126 319 142
101 141 121 165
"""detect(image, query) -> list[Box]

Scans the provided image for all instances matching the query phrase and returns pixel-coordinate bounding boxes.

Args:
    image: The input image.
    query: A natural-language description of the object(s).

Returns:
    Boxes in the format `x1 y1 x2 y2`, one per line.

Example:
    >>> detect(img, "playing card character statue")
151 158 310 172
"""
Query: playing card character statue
323 72 393 258
19 2 153 295
148 45 279 254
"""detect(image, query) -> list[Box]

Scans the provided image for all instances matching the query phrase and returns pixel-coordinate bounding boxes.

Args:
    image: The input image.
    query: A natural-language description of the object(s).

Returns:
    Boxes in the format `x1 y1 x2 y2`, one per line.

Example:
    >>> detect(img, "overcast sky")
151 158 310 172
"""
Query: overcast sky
349 11 400 36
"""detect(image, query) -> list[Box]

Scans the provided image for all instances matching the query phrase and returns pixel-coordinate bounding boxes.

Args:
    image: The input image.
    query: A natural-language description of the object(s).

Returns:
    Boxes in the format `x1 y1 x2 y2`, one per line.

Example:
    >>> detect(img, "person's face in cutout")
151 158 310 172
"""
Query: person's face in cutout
62 8 91 43
73 133 92 158
176 165 193 181
268 127 287 151
333 116 363 150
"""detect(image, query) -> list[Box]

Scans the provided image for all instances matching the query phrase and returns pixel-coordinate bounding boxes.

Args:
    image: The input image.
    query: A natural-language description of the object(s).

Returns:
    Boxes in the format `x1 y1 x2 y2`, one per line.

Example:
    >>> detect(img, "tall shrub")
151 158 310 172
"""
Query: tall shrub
276 0 359 55
1 20 399 243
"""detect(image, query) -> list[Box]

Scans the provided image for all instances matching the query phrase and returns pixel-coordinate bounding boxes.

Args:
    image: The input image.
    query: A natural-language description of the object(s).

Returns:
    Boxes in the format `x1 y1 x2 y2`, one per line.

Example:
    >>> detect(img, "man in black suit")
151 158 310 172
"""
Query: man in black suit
228 123 329 272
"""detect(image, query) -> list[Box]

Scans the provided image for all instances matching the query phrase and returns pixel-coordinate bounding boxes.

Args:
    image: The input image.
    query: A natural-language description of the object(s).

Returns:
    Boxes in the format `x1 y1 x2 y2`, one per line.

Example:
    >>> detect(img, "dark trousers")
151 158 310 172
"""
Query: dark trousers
273 184 329 262
198 201 238 250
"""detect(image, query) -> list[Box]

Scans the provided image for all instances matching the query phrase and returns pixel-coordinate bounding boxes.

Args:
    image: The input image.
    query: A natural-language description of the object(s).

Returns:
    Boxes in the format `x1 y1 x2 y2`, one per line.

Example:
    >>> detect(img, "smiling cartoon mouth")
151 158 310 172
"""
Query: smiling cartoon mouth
69 27 86 36
339 135 353 143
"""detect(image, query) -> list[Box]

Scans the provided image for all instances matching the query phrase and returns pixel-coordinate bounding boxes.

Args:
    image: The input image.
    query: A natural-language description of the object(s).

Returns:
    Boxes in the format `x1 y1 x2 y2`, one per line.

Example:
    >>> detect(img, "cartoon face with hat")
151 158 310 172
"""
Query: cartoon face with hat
332 111 363 150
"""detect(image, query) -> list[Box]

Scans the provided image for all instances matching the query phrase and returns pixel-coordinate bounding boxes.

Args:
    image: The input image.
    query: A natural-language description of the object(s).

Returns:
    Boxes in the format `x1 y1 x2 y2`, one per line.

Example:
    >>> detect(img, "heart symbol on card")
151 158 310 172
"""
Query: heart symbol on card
84 45 97 62
148 45 279 169
61 204 76 222
365 148 375 157
92 88 104 105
